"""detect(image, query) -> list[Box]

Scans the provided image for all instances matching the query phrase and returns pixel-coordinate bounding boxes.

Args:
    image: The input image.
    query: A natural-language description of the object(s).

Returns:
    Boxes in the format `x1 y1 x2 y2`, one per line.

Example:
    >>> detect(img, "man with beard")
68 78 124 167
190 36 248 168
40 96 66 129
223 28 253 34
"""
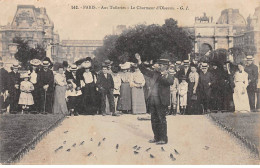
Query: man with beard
135 53 173 145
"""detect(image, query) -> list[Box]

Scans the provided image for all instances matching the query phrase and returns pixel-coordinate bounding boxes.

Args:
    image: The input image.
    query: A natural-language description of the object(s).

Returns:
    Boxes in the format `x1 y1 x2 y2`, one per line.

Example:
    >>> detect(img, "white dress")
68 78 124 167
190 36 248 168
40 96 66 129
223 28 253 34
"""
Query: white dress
18 81 34 105
179 81 188 106
233 71 250 112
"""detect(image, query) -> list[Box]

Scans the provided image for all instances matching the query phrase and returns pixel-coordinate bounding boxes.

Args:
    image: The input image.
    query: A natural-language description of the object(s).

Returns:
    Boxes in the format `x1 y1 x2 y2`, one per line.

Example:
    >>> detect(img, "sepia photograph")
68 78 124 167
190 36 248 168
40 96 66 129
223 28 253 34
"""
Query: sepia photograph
0 0 259 165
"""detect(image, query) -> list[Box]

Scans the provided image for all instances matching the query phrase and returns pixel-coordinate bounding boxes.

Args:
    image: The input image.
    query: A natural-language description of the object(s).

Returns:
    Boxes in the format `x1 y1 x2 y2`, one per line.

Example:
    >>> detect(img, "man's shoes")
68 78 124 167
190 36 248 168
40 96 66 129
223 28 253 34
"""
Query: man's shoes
156 140 167 145
148 139 157 143
112 113 119 116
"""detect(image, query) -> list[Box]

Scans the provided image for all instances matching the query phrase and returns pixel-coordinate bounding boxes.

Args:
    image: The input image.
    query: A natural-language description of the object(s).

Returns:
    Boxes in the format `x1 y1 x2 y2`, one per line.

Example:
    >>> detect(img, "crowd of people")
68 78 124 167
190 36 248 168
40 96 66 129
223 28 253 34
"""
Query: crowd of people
0 54 259 116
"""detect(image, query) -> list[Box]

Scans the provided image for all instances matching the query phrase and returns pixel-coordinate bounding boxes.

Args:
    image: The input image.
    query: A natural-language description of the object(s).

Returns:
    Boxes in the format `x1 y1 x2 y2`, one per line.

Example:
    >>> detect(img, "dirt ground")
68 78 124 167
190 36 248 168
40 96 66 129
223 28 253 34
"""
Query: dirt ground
17 114 259 165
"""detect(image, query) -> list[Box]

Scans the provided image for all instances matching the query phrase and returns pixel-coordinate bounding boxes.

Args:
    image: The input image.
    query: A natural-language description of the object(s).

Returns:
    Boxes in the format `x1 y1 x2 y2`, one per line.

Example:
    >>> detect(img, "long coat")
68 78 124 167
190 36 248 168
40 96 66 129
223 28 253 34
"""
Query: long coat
245 63 258 92
139 64 174 106
0 68 9 93
37 69 54 93
199 71 214 99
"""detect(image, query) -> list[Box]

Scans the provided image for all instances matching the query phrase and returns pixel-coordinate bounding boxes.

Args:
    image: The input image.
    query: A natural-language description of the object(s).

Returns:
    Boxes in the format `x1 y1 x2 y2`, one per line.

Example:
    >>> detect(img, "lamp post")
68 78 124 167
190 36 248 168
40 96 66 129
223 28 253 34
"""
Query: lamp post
8 43 18 58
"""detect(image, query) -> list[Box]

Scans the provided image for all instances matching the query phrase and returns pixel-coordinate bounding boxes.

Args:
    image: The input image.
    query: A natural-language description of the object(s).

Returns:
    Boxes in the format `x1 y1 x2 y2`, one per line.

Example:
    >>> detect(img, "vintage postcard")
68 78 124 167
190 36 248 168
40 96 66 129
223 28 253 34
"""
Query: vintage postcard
0 0 259 165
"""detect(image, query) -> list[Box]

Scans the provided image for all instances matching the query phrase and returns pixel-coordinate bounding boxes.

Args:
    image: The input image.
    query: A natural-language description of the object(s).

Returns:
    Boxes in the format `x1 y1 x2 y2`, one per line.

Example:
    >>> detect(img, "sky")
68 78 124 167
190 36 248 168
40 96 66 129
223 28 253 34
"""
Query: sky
0 0 259 40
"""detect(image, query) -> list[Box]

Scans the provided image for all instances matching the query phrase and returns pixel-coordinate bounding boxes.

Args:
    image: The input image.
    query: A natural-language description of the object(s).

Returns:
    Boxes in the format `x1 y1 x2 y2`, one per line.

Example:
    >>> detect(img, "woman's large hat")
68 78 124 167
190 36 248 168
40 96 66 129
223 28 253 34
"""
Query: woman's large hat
30 59 41 66
119 62 131 70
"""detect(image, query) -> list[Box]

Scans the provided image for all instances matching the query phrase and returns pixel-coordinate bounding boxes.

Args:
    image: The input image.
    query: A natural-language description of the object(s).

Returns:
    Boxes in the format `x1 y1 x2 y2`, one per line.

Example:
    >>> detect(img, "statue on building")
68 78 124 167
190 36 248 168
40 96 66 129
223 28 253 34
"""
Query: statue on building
195 13 213 23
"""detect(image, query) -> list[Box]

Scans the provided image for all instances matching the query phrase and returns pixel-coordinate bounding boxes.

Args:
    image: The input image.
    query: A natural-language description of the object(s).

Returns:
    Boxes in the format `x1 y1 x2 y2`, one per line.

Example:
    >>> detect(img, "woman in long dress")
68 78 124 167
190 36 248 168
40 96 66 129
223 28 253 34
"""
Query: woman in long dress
187 63 201 115
233 63 250 113
117 62 132 113
80 58 98 115
130 64 146 114
53 66 69 115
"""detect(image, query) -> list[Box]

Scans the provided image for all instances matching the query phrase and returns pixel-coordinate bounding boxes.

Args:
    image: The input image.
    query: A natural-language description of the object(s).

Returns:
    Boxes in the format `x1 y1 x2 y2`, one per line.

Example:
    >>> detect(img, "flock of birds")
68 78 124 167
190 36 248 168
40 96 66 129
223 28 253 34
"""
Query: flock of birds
53 130 210 162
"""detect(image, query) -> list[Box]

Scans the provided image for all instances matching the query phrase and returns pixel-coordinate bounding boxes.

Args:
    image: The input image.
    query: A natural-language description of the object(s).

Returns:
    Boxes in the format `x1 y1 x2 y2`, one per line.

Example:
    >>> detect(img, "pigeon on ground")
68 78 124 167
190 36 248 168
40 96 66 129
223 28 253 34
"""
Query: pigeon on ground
90 138 93 141
55 146 63 152
133 145 138 149
79 141 85 145
136 146 141 150
63 141 66 144
161 147 165 151
98 142 101 147
66 149 71 152
174 149 179 155
103 138 106 141
64 131 68 134
150 154 155 158
203 146 210 150
116 144 119 150
72 143 76 147
134 151 139 155
87 152 92 156
170 153 176 161
145 147 151 152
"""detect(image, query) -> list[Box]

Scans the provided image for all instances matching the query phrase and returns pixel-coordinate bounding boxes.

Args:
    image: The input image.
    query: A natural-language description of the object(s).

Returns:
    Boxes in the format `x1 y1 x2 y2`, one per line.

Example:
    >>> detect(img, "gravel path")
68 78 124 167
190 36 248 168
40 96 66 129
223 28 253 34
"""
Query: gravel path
17 114 259 165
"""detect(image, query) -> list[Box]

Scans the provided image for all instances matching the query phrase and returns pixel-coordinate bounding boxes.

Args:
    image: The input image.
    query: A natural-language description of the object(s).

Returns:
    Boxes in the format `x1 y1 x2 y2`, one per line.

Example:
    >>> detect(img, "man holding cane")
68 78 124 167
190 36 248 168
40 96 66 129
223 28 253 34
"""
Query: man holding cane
37 61 54 114
135 53 174 145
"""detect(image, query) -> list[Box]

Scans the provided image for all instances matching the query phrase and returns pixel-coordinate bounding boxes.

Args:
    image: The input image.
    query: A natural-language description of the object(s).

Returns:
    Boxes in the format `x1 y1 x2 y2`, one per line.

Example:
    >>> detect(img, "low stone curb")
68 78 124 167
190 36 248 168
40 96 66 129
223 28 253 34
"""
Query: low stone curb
3 115 66 165
207 114 259 159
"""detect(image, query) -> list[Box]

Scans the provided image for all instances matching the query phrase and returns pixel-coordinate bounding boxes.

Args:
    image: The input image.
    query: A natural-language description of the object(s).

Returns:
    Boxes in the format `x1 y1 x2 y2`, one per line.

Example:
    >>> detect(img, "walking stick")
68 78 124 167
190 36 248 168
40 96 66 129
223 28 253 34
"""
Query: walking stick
176 93 180 114
43 90 47 114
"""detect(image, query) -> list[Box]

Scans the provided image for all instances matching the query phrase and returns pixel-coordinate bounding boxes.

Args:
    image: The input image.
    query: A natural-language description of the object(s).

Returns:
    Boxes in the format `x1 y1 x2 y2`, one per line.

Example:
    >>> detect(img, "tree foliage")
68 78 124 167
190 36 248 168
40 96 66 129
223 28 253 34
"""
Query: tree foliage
94 18 193 64
13 37 46 67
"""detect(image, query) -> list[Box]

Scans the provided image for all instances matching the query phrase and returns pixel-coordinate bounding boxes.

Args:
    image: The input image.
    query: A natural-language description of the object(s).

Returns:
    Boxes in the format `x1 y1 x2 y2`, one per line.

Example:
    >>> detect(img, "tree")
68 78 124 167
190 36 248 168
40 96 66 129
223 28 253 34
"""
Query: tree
13 37 46 68
93 18 193 64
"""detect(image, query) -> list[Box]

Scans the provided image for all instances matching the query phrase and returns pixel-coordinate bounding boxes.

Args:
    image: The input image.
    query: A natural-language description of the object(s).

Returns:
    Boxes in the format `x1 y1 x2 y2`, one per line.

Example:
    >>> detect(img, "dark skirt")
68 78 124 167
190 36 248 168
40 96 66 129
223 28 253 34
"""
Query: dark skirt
187 82 202 115
80 82 99 115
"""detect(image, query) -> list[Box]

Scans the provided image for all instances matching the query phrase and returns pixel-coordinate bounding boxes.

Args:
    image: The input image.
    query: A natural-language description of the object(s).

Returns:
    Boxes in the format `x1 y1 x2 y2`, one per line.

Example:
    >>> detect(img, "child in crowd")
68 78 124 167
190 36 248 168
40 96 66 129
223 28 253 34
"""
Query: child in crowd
178 76 188 115
66 80 82 116
18 72 34 113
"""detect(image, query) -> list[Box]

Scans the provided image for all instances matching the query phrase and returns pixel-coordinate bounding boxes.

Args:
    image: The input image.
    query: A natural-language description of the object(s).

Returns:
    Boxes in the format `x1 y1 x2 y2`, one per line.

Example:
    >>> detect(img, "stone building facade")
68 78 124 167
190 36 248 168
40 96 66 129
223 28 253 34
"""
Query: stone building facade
0 5 59 63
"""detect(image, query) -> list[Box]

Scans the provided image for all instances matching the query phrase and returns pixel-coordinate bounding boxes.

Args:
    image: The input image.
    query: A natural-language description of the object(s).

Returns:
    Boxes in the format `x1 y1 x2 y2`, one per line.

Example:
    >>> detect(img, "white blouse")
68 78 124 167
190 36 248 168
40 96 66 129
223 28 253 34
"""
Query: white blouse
119 72 131 83
83 72 97 84
55 73 67 86
130 71 145 88
30 70 37 84
234 71 248 87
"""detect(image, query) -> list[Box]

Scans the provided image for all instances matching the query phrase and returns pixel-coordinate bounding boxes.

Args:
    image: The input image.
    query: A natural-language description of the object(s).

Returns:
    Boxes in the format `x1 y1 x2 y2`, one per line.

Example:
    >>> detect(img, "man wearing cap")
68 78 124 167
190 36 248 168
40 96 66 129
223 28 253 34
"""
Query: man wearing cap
245 55 258 112
7 63 21 113
135 53 174 145
0 59 9 112
37 61 54 114
199 62 215 113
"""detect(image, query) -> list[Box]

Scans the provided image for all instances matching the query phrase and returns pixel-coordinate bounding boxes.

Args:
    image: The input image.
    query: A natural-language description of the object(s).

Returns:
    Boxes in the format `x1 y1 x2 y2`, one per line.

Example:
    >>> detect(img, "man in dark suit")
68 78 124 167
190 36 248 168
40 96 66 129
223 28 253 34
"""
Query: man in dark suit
244 55 258 112
177 60 191 82
199 63 215 113
7 63 21 113
96 63 118 116
37 61 54 114
136 53 174 145
0 59 9 112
